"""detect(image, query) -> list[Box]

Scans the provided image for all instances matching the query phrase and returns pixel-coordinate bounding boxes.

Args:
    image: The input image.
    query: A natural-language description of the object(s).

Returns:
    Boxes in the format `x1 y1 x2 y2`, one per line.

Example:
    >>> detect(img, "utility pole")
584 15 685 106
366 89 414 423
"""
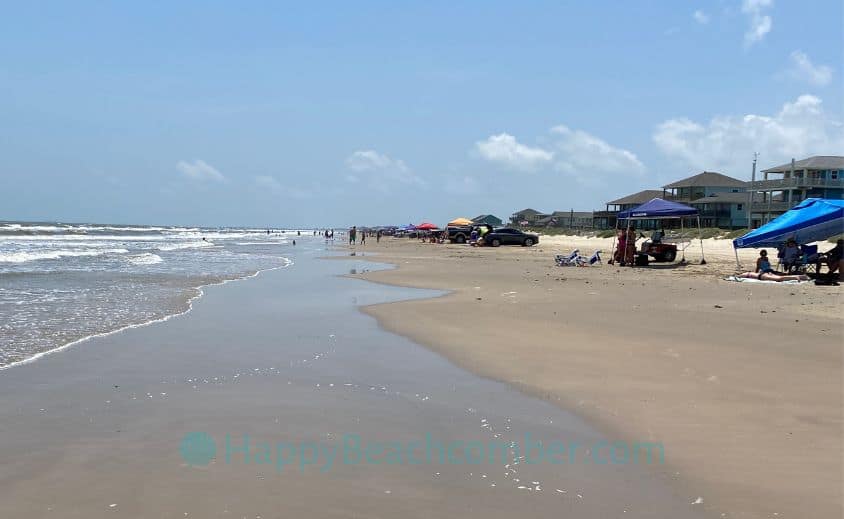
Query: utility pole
747 152 758 230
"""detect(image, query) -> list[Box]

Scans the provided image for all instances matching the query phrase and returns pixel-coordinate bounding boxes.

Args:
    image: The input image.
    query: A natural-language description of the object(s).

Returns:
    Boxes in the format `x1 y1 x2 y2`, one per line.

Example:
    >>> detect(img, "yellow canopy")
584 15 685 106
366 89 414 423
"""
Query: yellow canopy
448 217 473 226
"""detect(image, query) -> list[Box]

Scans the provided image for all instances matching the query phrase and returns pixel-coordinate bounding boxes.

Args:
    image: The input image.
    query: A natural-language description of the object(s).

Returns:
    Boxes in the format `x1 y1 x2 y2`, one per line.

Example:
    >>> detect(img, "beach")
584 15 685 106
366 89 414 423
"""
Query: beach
348 235 843 518
0 237 713 519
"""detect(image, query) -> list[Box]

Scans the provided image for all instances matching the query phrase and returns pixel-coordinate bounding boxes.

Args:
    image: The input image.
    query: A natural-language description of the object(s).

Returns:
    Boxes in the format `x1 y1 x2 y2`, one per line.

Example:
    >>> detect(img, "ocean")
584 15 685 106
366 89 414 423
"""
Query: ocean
0 221 303 369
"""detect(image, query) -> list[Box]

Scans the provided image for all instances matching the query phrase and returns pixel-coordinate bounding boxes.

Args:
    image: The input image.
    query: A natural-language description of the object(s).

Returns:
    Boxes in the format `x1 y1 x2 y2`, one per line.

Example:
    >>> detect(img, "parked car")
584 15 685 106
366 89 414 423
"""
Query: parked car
483 228 539 247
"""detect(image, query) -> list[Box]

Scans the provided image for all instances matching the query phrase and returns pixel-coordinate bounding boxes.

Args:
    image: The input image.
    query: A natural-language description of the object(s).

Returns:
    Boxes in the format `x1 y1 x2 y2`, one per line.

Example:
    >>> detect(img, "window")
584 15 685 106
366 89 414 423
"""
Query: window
737 204 743 211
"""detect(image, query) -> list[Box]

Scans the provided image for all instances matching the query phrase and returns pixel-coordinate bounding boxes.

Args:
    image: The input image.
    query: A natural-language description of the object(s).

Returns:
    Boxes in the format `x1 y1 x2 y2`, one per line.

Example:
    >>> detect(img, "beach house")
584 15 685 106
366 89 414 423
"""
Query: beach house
472 214 503 226
660 171 749 229
661 171 748 202
510 208 548 226
594 172 749 229
593 190 665 229
534 211 594 230
750 156 844 225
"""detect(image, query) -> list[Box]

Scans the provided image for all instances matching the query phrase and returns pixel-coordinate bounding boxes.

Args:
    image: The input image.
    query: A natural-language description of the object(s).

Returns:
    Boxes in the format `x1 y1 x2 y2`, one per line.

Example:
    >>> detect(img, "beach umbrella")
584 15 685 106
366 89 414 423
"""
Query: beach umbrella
448 217 473 226
416 222 438 230
402 224 417 230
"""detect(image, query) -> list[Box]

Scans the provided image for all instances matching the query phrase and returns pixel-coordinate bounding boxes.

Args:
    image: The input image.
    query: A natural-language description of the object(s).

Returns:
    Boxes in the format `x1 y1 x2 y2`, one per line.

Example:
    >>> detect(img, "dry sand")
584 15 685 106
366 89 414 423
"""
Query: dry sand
348 234 843 519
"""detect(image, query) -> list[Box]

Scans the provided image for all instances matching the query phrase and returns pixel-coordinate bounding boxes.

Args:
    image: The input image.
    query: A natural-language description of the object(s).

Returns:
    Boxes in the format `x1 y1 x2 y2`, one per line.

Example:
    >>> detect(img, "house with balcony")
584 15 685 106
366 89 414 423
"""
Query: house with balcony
661 171 747 202
688 192 764 229
472 214 503 226
534 211 594 229
510 208 549 226
593 190 665 229
750 156 844 225
594 172 749 229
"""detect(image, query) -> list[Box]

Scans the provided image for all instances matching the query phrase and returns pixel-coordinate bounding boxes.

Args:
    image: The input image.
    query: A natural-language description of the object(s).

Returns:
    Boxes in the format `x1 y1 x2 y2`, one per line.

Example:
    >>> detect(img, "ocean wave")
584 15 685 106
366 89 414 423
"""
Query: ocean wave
0 256 294 370
0 248 130 263
127 253 163 265
157 241 216 251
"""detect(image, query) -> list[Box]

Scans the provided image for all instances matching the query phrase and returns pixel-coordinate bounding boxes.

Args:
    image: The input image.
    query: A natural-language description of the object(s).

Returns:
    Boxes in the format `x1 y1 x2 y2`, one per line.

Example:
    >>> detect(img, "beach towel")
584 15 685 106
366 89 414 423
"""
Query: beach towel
723 275 809 285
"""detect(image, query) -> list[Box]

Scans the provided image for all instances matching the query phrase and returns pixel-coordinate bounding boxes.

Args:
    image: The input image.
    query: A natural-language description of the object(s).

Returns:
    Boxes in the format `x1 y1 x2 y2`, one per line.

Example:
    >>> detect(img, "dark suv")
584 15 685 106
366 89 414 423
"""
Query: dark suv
482 228 539 247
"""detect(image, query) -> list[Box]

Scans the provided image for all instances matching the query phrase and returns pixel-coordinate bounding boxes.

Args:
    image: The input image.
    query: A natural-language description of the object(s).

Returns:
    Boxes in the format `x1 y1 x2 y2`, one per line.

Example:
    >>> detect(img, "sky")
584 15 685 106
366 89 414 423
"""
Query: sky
1 0 842 227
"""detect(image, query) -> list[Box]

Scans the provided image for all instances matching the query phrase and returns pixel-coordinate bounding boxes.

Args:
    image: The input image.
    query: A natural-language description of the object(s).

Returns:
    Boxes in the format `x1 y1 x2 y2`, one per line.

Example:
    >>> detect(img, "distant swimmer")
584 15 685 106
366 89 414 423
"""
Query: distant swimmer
297 231 301 236
293 240 296 246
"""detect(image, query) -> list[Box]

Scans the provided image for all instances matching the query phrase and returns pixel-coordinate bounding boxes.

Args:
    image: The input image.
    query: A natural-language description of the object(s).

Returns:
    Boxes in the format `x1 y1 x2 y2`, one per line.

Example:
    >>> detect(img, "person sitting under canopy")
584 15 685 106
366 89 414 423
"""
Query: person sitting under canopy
816 239 843 278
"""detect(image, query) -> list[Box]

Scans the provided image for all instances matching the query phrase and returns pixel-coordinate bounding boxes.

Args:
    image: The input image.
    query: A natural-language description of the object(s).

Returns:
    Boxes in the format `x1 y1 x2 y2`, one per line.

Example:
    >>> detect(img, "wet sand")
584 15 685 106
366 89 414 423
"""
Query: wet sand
346 237 843 519
0 239 710 518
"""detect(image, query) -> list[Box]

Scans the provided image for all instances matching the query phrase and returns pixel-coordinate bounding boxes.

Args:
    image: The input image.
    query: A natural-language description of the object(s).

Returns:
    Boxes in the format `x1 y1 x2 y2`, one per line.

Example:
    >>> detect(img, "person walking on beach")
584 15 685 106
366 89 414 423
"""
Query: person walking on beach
376 229 382 243
361 231 366 245
349 226 356 245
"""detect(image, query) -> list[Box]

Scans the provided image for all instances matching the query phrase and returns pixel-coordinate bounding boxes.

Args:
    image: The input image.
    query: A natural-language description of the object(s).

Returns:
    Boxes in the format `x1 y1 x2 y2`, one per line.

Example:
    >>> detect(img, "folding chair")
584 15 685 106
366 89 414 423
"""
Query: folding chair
799 244 819 274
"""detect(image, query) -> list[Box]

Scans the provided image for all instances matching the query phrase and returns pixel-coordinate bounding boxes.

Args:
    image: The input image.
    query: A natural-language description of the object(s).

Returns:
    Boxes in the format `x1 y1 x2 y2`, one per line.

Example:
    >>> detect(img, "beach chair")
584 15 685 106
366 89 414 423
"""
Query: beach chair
575 250 603 267
555 249 580 266
797 244 819 274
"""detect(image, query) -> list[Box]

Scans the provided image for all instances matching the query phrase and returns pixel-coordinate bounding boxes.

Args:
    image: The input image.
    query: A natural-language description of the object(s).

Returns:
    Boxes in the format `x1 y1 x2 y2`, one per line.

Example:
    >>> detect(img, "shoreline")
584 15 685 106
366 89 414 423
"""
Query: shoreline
0 257 294 371
0 245 709 518
338 237 843 519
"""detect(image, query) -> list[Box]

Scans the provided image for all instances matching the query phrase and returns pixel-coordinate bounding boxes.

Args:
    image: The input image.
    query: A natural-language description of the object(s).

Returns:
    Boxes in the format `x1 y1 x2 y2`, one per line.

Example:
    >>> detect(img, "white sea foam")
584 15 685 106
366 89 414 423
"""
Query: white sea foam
157 241 216 251
0 256 294 371
0 248 129 263
127 253 163 265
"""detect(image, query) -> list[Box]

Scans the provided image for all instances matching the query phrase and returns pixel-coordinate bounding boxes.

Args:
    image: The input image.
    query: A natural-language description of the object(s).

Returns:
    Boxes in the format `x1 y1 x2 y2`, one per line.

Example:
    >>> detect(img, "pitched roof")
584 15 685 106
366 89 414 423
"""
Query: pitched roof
761 156 844 173
472 214 502 222
607 190 665 206
662 171 747 189
689 192 761 204
512 208 544 216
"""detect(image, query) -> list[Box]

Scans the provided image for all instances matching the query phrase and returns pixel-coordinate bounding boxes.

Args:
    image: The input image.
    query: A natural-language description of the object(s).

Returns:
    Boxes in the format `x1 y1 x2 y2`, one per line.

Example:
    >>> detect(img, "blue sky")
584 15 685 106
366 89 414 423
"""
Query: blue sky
1 1 841 227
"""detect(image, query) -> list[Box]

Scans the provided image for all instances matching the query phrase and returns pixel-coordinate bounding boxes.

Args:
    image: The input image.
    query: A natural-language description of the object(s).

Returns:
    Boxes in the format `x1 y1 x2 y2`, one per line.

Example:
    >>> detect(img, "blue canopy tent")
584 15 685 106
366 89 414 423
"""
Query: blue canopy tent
616 198 699 219
614 198 706 264
732 198 844 266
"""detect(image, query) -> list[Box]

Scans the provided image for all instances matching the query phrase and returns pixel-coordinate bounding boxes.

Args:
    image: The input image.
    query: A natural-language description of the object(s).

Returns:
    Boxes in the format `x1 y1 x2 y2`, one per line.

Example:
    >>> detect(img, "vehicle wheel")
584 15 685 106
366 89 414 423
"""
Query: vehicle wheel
523 238 534 246
455 234 465 244
491 239 501 247
653 254 665 262
663 250 676 262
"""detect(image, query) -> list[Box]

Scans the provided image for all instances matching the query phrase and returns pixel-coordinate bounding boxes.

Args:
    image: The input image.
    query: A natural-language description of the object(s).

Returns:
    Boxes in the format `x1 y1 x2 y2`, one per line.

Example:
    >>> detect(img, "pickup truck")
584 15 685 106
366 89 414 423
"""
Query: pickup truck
447 224 493 244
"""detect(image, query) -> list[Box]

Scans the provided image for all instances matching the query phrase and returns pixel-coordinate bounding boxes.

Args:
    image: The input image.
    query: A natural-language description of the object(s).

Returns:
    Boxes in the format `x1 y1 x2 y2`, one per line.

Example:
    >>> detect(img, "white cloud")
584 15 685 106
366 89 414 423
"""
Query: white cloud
474 127 644 188
653 94 844 175
549 125 646 177
474 133 553 172
344 150 424 191
345 150 406 172
787 50 833 86
693 10 710 24
254 175 312 198
177 159 225 182
742 0 772 47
